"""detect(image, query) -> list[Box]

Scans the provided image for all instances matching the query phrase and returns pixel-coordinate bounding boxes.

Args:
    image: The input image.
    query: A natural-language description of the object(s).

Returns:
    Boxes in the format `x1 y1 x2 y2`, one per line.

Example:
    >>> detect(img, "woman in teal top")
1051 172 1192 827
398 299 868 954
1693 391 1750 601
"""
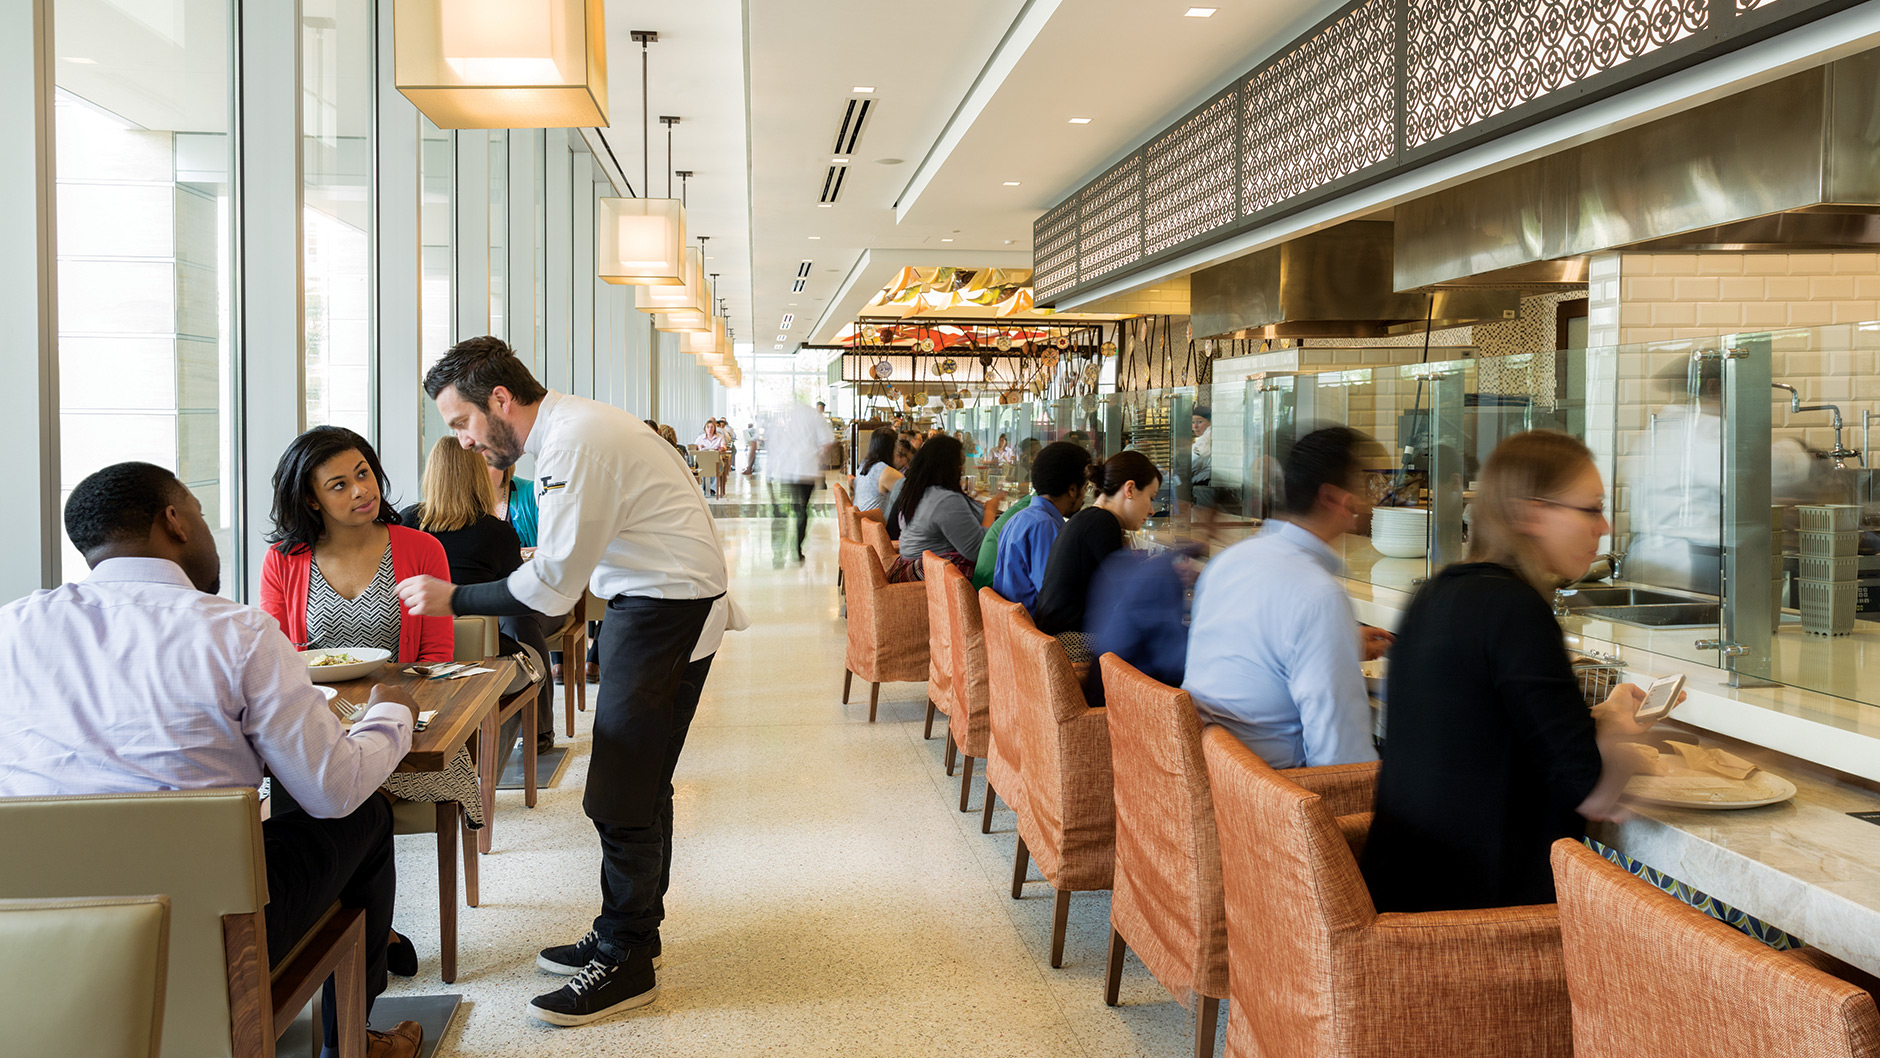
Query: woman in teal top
492 465 539 548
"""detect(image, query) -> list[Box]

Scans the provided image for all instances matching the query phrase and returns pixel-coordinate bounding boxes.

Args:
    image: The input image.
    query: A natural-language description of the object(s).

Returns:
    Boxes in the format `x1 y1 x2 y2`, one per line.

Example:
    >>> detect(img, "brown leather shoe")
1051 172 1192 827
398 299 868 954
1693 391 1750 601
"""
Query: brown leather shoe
366 1020 423 1058
585 661 601 684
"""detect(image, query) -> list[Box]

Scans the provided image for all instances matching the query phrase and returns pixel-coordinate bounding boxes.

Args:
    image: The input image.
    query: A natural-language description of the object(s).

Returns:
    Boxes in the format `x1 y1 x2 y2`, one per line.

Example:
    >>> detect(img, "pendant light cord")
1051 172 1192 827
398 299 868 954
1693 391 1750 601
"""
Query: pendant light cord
641 38 650 196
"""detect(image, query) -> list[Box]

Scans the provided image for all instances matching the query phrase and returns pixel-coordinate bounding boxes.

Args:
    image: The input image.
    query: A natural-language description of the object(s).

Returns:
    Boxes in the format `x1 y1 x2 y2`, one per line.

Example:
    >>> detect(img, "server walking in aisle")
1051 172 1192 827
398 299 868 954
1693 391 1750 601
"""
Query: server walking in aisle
397 337 742 1028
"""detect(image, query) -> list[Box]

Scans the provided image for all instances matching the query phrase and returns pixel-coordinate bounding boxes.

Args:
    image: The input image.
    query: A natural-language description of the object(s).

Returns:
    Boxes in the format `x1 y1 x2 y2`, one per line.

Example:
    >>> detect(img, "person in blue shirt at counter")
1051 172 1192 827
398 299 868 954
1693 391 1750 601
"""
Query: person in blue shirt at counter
980 441 1094 609
1184 426 1394 769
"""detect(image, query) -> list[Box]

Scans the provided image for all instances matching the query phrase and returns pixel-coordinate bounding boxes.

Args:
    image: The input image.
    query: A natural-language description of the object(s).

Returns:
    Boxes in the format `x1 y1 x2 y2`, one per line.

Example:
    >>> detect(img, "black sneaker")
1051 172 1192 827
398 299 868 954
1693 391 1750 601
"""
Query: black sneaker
537 929 662 974
527 950 658 1027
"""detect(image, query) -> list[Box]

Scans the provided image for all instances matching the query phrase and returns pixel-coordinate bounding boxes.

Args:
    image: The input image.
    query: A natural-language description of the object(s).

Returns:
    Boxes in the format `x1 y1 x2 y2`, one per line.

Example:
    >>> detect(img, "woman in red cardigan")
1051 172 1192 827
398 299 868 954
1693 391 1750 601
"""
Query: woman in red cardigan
259 425 462 979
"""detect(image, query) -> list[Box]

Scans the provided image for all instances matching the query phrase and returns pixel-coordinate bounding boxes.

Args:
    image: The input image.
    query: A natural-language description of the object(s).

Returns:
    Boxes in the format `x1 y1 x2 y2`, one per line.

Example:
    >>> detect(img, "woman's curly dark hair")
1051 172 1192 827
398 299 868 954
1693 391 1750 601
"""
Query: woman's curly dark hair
266 426 402 554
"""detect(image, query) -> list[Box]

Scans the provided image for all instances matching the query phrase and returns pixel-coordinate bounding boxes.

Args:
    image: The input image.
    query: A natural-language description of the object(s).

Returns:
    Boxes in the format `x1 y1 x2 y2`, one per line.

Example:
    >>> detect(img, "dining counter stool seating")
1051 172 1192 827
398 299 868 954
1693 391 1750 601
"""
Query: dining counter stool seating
1101 655 1229 1058
937 559 993 815
1551 839 1880 1058
0 788 370 1058
0 895 171 1058
838 538 929 722
1006 604 1116 969
978 588 1031 838
922 551 958 746
834 483 858 611
1201 727 1572 1058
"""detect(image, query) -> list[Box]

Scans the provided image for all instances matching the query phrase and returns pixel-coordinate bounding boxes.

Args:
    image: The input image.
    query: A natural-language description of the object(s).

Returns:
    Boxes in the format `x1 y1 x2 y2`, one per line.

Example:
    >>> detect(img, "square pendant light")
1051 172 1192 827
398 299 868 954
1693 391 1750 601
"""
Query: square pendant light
393 0 609 129
598 197 687 286
636 247 710 316
655 309 711 333
684 316 726 357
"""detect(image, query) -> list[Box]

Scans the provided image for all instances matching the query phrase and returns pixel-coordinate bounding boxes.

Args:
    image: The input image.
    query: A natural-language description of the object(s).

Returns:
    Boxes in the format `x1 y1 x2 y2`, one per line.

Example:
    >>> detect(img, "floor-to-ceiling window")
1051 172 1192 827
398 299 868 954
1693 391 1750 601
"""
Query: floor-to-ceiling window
419 116 453 451
488 129 507 342
301 0 372 434
53 0 239 591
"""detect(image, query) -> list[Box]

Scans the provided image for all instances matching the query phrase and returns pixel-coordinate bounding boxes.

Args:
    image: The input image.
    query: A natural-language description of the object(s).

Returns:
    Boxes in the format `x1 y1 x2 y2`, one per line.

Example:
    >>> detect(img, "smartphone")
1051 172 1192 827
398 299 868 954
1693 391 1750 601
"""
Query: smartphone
1635 673 1685 723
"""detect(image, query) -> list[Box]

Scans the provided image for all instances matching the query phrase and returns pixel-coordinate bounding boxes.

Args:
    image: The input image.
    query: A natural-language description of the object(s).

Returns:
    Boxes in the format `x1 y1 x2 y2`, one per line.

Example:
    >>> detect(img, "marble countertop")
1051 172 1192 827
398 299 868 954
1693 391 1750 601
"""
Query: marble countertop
1590 725 1880 976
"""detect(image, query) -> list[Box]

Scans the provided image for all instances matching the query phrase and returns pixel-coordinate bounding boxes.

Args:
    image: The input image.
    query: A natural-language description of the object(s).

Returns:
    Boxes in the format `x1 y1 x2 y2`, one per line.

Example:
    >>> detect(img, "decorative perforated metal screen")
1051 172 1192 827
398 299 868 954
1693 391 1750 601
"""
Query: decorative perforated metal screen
1242 0 1396 214
1035 0 1853 307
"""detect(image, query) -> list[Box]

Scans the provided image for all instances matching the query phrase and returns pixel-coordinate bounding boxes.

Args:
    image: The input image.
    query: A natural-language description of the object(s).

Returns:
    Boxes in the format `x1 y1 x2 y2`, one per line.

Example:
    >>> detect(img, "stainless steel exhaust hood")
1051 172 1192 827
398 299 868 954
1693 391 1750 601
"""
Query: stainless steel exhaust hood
1190 221 1520 340
1395 50 1880 290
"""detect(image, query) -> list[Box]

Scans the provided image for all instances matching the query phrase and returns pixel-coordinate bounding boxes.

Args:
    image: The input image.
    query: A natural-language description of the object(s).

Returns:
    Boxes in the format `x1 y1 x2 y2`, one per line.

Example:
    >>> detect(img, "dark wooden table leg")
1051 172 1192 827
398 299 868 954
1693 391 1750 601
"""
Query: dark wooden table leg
436 803 458 984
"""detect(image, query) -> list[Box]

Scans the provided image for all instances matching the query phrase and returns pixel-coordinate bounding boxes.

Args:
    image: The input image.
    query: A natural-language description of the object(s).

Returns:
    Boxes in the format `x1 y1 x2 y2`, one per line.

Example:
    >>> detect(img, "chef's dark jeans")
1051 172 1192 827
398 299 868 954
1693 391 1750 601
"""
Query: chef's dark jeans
588 594 717 957
263 791 394 1045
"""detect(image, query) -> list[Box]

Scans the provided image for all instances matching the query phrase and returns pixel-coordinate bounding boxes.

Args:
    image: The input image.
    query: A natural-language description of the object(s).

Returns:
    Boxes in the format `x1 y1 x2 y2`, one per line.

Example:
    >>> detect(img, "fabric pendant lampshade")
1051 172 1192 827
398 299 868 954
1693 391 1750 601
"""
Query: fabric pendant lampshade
598 198 687 286
683 316 726 356
393 0 608 129
655 309 711 333
635 247 710 316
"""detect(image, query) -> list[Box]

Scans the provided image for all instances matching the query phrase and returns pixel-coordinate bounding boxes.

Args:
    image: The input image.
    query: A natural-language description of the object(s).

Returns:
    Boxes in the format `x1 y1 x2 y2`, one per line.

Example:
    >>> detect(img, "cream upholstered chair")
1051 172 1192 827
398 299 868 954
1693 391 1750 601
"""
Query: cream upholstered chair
1552 839 1880 1058
1201 727 1570 1058
0 895 170 1058
1006 603 1115 969
936 557 992 815
0 788 368 1058
922 551 957 744
978 588 1031 839
1101 655 1229 1058
837 538 928 721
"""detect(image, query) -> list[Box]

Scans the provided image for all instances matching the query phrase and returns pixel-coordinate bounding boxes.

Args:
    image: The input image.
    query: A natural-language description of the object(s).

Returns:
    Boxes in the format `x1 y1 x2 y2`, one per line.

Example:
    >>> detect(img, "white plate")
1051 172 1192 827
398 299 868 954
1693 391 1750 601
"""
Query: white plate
1372 537 1429 559
301 648 391 683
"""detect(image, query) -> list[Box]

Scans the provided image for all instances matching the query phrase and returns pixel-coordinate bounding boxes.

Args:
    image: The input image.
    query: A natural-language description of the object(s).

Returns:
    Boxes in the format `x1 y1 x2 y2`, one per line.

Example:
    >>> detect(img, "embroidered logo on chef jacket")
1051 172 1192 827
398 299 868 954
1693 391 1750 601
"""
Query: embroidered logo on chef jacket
538 474 567 496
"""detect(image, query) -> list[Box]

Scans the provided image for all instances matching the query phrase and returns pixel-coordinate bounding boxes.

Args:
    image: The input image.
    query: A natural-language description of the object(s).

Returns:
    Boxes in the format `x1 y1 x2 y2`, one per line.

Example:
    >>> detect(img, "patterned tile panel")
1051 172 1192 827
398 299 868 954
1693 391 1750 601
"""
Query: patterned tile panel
1145 93 1240 257
1078 152 1145 285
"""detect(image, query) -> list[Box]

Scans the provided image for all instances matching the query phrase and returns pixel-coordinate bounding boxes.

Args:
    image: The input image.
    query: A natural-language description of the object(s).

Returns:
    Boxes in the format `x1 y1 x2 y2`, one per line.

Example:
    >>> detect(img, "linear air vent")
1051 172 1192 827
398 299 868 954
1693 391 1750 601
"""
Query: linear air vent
797 260 813 277
791 278 808 293
819 164 848 204
833 97 872 156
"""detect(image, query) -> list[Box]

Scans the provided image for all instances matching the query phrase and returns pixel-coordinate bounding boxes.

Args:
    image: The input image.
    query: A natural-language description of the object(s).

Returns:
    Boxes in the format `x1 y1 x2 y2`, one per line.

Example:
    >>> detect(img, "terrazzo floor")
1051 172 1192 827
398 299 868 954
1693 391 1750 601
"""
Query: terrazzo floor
381 509 1223 1057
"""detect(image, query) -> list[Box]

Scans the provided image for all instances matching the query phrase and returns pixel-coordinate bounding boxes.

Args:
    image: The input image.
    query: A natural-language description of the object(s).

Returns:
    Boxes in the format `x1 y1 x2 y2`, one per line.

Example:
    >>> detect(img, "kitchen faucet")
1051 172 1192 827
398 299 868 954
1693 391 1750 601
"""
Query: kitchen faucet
1772 382 1802 413
1796 402 1863 469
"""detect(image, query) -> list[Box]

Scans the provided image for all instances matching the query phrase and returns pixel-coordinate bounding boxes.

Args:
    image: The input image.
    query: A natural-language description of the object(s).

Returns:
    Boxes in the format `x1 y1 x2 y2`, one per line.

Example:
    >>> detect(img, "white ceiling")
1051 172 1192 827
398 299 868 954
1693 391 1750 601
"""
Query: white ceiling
602 0 1345 360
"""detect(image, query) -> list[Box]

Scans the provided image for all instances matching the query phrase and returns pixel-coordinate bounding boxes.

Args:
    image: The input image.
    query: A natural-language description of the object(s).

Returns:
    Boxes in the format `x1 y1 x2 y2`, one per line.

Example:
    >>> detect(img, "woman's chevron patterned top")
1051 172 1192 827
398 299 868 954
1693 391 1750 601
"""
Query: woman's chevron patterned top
306 547 400 655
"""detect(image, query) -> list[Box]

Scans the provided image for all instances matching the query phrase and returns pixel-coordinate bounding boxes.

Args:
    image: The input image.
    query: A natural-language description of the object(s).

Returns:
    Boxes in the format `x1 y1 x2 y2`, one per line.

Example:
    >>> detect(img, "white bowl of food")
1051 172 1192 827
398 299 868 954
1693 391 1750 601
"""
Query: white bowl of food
301 648 391 683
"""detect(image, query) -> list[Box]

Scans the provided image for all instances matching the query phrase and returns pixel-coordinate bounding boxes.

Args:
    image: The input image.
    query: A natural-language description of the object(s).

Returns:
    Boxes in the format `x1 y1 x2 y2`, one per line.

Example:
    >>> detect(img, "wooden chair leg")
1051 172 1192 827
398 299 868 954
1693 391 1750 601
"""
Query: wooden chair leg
1049 888 1072 969
958 755 975 813
1195 996 1222 1058
575 630 589 714
475 706 497 855
944 731 957 776
1011 837 1029 899
462 811 479 908
523 695 539 809
436 803 458 985
868 682 880 722
981 782 997 834
1104 928 1126 1006
334 927 367 1058
842 669 853 704
924 699 937 740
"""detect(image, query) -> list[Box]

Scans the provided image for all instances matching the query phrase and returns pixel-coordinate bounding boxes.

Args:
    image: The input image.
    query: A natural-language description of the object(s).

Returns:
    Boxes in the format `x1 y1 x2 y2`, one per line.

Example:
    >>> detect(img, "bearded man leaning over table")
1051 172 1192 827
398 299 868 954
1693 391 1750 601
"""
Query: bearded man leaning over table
0 461 425 1058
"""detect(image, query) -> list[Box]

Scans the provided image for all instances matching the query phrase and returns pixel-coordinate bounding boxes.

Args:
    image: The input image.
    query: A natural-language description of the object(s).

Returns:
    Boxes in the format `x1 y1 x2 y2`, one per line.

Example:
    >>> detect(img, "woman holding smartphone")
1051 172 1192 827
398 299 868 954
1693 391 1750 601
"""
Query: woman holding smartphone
1360 431 1661 913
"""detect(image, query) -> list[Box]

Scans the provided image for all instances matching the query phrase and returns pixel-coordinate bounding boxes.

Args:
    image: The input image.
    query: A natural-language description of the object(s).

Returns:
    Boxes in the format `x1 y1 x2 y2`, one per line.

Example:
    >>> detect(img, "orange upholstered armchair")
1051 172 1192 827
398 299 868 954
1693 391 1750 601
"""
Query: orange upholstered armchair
1008 605 1115 969
861 518 898 576
922 552 957 745
838 538 928 722
1551 839 1880 1058
979 588 1031 841
939 560 992 816
1201 726 1571 1058
1101 656 1228 1058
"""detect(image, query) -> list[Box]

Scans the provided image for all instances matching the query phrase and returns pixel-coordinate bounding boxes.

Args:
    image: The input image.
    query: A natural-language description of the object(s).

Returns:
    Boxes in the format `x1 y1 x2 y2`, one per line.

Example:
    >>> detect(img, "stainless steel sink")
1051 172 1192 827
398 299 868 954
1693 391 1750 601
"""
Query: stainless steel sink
1576 602 1722 628
1563 587 1702 608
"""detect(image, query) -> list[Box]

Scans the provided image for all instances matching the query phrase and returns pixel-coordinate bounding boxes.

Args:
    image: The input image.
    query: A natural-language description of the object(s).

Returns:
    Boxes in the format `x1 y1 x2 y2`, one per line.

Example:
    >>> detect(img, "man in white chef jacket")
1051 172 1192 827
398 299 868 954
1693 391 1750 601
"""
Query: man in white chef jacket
397 336 743 1029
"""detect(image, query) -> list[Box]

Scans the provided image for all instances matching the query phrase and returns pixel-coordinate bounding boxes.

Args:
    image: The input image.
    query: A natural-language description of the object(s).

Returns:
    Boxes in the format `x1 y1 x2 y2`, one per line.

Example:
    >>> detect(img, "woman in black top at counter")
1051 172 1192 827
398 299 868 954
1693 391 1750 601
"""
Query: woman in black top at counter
1360 430 1657 913
1033 451 1160 663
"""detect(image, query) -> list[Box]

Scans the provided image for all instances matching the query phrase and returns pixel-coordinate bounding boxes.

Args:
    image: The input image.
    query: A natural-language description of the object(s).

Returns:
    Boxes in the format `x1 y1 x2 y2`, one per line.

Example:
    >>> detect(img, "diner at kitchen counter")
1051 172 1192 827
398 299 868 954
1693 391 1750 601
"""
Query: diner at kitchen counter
886 435 1004 581
1031 450 1160 665
1361 430 1661 914
0 461 424 1058
979 440 1094 609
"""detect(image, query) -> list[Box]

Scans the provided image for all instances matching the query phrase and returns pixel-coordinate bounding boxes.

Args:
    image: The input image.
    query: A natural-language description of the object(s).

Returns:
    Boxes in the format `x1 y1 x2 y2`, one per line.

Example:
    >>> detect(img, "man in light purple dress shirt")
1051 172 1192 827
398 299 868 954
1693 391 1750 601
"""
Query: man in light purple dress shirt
0 462 425 1058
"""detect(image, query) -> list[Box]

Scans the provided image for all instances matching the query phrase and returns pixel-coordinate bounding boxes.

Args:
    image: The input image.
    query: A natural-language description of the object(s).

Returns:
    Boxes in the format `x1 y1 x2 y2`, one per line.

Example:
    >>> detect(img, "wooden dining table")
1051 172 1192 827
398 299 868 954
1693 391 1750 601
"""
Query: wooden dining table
327 659 514 849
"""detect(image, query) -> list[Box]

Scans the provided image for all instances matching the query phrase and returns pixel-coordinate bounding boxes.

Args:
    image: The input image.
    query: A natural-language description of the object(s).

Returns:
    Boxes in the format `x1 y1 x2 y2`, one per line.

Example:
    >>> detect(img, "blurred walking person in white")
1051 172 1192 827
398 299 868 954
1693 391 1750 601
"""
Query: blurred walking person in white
770 399 830 562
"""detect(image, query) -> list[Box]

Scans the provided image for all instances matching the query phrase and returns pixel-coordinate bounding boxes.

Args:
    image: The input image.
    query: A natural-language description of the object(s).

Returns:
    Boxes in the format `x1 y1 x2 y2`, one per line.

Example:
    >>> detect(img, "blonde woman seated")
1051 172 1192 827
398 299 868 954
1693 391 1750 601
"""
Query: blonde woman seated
401 438 558 767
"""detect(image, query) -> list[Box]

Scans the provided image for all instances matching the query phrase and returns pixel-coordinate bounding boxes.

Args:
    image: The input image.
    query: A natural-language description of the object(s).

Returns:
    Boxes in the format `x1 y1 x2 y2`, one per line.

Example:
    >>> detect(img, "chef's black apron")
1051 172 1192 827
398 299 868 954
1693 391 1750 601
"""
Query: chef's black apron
584 593 720 825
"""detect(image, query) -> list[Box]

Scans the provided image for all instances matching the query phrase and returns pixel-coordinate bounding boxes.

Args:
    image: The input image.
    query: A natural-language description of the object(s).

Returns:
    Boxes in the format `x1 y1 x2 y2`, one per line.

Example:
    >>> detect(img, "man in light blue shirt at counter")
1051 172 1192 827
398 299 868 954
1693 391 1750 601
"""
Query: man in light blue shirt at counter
987 441 1093 611
1185 427 1393 769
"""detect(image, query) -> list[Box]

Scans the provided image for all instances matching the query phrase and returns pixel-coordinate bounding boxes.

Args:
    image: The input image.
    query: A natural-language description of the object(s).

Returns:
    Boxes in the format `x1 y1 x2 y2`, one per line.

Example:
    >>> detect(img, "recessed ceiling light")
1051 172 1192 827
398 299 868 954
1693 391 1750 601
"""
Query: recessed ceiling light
1185 7 1217 16
941 238 953 242
63 56 97 64
1002 181 1021 186
853 86 875 93
833 157 849 164
808 236 821 240
1068 117 1092 124
817 203 832 208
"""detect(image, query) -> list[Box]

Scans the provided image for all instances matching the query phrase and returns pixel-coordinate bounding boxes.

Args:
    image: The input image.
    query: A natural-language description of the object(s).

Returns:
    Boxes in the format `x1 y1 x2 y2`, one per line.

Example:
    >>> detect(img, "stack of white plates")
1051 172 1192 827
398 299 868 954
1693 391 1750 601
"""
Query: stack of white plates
1370 507 1429 559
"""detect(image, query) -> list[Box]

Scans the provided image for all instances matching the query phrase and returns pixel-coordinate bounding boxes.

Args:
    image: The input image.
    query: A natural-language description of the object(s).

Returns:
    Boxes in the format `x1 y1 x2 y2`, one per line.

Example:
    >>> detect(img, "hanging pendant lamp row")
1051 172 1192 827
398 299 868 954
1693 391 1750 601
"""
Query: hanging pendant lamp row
598 32 688 287
393 0 609 129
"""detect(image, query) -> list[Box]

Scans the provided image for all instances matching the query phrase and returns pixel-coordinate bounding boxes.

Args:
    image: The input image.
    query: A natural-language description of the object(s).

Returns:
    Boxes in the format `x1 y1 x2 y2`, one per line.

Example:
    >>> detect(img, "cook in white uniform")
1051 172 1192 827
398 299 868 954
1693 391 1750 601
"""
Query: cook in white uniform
398 337 743 1029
